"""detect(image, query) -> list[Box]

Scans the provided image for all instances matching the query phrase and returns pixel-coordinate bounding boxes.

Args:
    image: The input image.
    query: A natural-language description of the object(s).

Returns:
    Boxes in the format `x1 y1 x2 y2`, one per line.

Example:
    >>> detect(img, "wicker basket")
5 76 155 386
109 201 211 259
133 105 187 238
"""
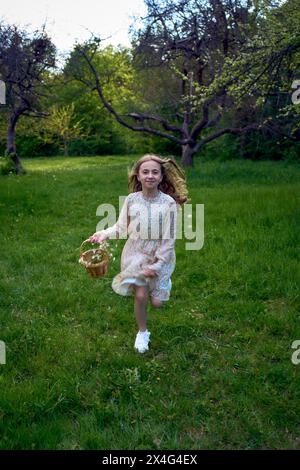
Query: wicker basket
79 239 110 278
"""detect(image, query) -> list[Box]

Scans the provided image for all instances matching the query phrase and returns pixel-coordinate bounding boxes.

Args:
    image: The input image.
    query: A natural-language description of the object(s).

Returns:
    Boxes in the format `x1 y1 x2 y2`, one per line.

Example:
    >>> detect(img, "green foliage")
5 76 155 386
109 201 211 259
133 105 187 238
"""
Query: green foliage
0 2 299 162
0 150 28 175
41 103 85 156
199 134 240 161
282 141 300 162
188 0 300 108
200 132 300 162
15 136 60 157
0 153 16 175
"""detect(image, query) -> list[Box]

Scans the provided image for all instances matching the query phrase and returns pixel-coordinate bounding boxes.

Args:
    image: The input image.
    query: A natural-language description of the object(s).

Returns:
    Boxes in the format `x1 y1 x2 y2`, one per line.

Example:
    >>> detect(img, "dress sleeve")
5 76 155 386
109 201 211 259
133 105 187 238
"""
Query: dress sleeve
99 194 130 240
147 199 178 274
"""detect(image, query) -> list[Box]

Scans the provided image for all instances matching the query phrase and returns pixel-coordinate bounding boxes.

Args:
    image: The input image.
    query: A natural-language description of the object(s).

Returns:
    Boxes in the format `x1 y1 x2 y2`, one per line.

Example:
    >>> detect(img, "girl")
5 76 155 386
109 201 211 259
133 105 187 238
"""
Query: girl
89 154 189 353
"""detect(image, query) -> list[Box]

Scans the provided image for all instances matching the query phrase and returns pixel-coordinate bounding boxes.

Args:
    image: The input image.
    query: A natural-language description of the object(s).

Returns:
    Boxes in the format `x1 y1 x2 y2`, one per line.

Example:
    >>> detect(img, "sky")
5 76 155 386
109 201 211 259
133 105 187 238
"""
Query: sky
0 0 147 57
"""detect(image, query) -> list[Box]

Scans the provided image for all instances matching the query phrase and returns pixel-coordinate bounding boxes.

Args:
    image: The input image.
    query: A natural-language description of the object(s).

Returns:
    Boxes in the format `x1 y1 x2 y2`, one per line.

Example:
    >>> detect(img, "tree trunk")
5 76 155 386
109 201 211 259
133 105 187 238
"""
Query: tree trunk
181 143 197 167
7 114 24 175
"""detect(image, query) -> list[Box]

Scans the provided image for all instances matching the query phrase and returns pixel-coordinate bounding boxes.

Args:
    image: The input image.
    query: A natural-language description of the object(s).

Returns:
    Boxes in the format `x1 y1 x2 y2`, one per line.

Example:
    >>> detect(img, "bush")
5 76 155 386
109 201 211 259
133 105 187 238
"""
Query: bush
282 141 300 162
0 156 14 175
68 138 112 156
197 132 300 162
0 151 25 175
16 136 60 157
199 134 240 161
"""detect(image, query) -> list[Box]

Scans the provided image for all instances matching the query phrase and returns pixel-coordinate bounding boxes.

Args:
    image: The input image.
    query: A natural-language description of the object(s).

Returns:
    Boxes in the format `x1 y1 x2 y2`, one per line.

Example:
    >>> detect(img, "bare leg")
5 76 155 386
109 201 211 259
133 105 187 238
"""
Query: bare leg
134 285 149 332
150 297 163 308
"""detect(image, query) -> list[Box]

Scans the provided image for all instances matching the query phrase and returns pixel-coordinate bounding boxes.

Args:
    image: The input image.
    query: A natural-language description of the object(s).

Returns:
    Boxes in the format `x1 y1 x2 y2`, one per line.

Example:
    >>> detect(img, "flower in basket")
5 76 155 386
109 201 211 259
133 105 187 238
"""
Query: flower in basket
78 239 116 266
90 252 104 264
93 243 115 261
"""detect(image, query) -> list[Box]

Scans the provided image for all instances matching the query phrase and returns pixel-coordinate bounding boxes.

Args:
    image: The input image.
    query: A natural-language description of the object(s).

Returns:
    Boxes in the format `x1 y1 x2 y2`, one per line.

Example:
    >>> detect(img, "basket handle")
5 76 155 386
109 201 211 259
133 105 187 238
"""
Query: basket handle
80 238 108 256
80 239 98 255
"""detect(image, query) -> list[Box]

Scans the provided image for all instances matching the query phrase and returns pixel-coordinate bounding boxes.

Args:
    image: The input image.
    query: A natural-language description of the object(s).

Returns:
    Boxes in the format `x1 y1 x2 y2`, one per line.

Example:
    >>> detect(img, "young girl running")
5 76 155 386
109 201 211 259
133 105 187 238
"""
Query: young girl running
89 154 189 353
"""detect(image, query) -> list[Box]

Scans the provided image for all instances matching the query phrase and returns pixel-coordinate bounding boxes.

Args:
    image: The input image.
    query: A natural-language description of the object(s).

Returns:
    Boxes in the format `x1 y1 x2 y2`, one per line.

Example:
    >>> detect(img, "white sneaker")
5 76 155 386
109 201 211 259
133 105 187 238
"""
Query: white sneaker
134 330 151 353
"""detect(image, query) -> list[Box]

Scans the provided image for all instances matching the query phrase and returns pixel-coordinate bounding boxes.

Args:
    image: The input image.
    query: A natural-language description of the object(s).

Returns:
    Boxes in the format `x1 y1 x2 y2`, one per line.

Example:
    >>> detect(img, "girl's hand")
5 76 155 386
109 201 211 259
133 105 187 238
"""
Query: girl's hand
142 268 157 277
88 232 107 244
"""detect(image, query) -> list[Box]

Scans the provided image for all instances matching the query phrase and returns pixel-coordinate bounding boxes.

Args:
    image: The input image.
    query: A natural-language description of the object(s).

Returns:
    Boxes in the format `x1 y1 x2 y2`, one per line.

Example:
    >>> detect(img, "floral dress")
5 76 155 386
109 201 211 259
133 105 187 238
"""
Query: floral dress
100 190 178 301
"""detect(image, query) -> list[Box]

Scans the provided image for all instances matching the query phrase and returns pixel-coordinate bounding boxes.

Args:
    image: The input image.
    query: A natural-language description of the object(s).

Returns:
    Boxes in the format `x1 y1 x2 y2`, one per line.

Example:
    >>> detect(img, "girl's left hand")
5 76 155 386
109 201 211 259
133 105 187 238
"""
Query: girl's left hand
142 268 157 277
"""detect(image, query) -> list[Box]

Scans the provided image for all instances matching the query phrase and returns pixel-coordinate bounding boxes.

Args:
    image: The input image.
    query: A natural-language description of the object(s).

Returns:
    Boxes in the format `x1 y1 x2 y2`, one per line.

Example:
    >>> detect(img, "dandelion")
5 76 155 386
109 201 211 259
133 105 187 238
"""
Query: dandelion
91 253 103 263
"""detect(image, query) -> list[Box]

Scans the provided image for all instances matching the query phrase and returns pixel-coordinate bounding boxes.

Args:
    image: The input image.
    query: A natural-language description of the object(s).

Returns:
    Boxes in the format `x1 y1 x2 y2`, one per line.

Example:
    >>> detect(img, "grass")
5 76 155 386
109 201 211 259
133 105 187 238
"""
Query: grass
0 154 299 450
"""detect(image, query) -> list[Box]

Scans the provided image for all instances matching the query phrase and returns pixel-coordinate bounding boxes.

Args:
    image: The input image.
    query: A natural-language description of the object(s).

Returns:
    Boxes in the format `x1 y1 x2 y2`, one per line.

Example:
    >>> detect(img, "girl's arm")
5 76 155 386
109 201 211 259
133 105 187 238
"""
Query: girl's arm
90 194 131 241
145 200 178 275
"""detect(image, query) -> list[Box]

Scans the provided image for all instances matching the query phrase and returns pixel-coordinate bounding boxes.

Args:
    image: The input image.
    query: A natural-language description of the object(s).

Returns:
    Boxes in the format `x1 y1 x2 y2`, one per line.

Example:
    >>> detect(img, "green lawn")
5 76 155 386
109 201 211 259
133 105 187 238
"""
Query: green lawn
0 154 299 450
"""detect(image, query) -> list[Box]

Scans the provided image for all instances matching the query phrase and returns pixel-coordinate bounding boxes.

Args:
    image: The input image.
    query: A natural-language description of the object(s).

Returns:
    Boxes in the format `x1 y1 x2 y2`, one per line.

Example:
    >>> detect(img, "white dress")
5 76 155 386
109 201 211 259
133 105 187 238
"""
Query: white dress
100 190 178 301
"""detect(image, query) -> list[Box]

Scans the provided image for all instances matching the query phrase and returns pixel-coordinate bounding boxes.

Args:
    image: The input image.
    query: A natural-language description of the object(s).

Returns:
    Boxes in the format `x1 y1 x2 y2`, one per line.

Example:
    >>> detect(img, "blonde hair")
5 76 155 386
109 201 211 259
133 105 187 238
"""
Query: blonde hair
128 154 190 205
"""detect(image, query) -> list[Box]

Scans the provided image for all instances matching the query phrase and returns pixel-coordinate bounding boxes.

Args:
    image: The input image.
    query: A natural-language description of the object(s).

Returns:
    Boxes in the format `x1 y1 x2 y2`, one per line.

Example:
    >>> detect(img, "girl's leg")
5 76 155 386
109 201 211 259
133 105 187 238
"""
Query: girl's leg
134 285 149 332
150 297 163 308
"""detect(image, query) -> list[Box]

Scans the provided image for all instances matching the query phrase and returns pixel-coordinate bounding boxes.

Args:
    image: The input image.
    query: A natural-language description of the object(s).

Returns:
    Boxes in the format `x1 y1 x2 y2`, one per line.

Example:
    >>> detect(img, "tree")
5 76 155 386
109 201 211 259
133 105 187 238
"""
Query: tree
64 44 147 155
68 0 300 166
255 0 300 148
0 22 56 173
42 103 84 156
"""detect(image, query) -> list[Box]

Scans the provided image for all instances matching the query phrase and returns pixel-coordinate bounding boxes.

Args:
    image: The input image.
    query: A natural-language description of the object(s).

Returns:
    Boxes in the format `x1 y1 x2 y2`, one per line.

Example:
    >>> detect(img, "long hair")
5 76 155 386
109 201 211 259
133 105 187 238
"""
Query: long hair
128 154 190 205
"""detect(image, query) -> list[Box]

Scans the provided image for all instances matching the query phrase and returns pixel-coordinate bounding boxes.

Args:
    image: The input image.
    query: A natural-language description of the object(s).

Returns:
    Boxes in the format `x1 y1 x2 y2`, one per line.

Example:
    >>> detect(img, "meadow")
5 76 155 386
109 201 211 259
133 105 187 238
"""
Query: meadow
0 155 299 449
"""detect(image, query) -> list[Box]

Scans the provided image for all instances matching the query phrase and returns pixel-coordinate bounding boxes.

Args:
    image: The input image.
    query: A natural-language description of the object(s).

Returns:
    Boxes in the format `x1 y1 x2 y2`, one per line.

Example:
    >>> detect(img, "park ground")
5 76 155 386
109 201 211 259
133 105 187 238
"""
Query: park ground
0 155 299 449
